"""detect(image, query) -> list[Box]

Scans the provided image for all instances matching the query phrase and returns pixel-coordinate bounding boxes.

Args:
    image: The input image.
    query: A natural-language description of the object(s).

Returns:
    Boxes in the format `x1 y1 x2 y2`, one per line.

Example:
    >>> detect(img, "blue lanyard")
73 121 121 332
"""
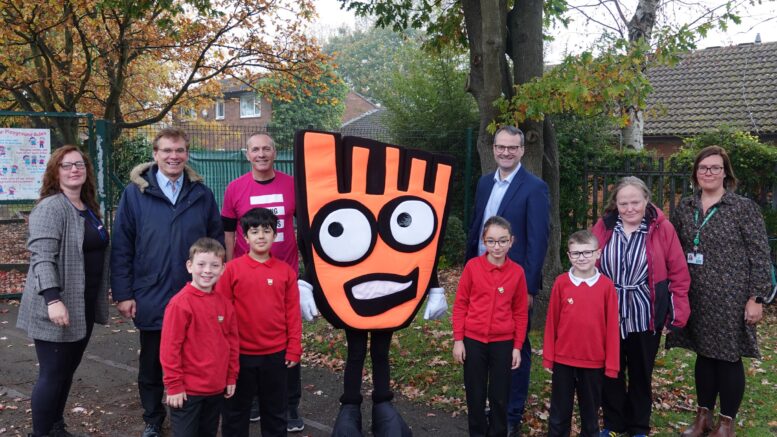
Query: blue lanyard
64 194 108 241
83 208 108 241
692 206 717 250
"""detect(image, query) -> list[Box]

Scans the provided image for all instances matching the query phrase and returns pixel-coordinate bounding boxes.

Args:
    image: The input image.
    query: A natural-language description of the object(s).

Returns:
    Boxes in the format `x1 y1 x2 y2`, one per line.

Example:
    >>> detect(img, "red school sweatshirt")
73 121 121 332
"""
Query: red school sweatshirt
542 272 620 378
160 283 240 396
215 254 302 362
452 254 528 348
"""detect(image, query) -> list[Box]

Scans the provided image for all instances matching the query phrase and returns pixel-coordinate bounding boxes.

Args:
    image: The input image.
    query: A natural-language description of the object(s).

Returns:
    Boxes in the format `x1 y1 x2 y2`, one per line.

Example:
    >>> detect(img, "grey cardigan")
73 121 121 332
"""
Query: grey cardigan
17 194 110 342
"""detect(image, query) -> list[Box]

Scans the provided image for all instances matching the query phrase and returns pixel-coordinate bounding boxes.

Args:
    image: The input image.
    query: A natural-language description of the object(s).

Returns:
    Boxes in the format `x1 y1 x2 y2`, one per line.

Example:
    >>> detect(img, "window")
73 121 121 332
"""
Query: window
215 100 225 119
178 107 196 120
240 94 261 118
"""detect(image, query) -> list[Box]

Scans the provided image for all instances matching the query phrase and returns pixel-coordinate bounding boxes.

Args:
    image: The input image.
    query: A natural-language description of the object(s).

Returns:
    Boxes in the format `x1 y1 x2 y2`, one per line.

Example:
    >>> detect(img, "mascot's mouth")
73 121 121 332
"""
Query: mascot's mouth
344 268 419 317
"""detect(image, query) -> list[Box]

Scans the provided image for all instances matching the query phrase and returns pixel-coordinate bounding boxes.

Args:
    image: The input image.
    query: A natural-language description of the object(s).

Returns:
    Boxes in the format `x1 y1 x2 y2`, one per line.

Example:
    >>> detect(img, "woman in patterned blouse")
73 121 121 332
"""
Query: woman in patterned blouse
669 146 771 437
592 176 690 437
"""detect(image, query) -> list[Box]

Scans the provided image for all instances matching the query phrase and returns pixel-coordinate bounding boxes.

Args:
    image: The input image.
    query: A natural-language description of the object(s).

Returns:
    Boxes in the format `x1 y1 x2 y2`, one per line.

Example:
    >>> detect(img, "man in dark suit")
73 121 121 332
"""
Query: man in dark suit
465 126 550 436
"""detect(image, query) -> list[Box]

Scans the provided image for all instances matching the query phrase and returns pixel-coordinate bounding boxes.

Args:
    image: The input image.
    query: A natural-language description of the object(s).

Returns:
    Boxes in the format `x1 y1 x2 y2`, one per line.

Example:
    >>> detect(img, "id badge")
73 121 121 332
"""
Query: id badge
687 252 704 265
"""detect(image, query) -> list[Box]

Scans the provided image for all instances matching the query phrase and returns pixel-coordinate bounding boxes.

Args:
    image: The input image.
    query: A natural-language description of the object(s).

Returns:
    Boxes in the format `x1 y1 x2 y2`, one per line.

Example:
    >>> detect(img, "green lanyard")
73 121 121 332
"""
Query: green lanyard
693 206 717 251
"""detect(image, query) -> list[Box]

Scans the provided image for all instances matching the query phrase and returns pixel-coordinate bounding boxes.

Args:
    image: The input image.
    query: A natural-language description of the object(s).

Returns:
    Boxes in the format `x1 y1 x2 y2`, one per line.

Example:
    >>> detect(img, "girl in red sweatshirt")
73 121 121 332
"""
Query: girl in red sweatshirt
452 215 529 437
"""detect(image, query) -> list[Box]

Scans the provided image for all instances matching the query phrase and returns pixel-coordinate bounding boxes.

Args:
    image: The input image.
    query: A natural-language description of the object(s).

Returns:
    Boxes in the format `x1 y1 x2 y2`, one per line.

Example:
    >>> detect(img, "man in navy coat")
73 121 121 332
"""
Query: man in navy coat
111 127 223 437
465 126 550 436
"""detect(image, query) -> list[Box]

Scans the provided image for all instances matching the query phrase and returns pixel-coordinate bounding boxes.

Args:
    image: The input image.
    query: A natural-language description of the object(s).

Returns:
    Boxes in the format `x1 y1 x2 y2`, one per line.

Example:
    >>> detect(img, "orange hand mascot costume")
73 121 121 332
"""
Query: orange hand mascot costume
294 131 454 436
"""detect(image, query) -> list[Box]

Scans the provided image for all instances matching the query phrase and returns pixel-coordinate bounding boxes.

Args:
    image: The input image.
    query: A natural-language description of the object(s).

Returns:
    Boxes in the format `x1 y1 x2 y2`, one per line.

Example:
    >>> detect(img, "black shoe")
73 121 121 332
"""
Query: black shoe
287 407 305 432
332 404 363 437
507 422 521 437
50 420 87 437
371 401 412 437
249 396 261 422
141 424 161 437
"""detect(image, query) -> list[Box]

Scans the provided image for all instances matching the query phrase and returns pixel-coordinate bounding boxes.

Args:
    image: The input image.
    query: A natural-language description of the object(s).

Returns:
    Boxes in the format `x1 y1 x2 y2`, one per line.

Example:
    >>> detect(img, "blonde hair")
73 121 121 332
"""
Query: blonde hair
604 176 651 215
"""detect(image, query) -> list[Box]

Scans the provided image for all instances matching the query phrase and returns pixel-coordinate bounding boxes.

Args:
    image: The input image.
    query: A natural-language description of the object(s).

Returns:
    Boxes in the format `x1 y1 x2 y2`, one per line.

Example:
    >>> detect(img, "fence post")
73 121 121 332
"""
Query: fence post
94 119 114 221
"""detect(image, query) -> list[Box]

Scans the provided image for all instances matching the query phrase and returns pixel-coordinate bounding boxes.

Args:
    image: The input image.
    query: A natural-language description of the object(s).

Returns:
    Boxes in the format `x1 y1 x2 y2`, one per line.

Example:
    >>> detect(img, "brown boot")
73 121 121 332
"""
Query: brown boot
681 406 714 437
709 414 735 437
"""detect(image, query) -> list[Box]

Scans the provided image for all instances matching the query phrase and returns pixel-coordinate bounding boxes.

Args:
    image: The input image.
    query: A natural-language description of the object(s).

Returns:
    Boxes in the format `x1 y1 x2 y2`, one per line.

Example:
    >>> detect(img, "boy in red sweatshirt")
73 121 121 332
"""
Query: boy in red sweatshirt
160 237 239 437
216 207 302 437
543 230 620 437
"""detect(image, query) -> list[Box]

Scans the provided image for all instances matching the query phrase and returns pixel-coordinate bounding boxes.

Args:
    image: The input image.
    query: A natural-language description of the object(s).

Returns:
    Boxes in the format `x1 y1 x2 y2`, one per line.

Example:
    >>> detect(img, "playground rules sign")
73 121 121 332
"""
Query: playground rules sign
0 128 51 200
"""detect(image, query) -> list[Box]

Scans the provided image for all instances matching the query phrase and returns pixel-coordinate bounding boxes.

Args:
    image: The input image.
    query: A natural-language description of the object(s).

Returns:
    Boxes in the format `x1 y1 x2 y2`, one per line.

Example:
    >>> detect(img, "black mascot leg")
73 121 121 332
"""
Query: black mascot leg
333 329 368 437
370 331 412 436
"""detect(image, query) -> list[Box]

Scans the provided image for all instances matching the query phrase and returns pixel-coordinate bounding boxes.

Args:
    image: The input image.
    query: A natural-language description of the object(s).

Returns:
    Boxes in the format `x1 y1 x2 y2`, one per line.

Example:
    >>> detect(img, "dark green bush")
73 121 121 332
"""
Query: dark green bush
109 135 153 205
439 215 466 268
670 125 777 208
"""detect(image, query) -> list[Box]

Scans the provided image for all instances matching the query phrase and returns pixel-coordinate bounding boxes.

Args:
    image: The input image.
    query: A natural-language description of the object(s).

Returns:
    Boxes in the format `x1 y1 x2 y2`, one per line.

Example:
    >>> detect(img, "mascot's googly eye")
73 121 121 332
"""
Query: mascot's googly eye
312 200 377 266
378 196 437 252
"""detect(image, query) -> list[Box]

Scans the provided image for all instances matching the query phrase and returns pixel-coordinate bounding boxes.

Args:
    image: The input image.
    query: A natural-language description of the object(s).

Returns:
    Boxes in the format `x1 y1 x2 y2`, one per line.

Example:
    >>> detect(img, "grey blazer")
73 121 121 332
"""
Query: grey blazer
16 194 110 342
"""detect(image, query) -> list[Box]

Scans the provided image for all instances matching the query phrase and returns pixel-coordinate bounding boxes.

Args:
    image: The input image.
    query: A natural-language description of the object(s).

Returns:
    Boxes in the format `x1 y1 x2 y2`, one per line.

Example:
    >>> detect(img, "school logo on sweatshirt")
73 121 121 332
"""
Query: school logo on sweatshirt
218 315 224 323
267 278 274 286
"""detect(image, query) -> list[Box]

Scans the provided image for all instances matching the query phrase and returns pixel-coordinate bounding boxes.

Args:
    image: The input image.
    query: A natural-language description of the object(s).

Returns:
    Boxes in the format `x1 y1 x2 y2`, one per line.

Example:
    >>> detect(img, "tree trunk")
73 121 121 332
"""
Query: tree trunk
508 0 544 177
620 0 658 150
462 0 510 174
538 116 563 329
621 108 645 149
508 0 559 327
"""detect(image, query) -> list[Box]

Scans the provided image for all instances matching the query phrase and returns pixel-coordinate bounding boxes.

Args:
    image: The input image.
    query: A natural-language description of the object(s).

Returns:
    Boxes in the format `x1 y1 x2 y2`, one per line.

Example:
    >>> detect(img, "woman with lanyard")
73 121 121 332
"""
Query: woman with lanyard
592 176 690 437
668 146 771 437
17 145 110 437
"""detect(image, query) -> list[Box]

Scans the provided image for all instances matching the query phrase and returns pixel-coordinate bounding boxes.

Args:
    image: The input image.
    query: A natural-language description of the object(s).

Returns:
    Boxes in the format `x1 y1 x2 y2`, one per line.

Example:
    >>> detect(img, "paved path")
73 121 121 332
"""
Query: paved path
0 300 468 436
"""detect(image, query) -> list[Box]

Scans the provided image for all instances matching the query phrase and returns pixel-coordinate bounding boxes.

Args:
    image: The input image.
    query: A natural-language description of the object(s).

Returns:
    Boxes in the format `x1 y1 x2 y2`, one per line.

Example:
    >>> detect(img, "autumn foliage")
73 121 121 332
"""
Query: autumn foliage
0 0 329 130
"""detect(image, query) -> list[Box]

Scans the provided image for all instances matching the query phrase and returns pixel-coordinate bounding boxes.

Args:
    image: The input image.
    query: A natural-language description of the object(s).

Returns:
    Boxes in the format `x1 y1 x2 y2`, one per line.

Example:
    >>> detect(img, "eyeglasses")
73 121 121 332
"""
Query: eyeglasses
697 165 724 175
568 250 597 259
59 161 86 170
484 239 511 247
157 147 187 155
494 144 524 154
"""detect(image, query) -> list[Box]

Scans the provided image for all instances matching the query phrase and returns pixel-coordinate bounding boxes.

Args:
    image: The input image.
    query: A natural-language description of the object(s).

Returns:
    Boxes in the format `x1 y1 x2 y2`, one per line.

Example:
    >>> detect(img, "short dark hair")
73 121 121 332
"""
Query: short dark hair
493 126 525 147
189 237 226 261
482 215 513 238
568 229 598 248
240 207 279 235
691 145 738 191
153 127 190 150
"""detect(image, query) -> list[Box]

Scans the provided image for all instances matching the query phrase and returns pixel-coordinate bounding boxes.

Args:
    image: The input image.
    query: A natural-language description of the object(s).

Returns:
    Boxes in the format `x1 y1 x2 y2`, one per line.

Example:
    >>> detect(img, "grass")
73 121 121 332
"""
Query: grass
301 269 777 436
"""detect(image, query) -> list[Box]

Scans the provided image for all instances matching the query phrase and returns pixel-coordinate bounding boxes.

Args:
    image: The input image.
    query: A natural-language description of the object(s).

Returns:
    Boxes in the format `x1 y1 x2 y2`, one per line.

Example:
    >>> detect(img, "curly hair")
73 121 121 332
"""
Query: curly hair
39 145 101 219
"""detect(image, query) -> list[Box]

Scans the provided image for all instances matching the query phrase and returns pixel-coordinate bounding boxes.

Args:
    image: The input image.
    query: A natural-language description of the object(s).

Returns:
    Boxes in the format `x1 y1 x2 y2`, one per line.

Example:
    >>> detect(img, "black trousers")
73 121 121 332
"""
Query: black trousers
463 337 513 437
694 354 745 418
222 351 287 437
139 330 166 426
548 363 604 437
507 307 532 426
602 331 661 435
31 317 94 436
170 394 222 437
340 329 394 405
287 362 301 412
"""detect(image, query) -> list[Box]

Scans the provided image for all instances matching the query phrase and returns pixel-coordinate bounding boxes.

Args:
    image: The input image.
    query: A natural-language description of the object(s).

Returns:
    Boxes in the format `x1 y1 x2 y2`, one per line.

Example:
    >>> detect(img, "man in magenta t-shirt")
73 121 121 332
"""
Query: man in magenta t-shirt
221 132 304 431
221 133 298 272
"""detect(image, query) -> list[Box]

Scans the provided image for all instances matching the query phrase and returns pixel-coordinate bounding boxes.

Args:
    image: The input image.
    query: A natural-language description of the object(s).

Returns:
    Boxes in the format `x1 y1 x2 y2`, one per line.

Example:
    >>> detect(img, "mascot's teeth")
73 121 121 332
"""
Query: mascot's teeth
352 280 412 300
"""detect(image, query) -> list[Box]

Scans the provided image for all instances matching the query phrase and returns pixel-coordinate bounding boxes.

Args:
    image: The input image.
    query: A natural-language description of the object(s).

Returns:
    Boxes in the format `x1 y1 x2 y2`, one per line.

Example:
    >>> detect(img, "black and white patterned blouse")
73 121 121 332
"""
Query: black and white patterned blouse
601 217 651 339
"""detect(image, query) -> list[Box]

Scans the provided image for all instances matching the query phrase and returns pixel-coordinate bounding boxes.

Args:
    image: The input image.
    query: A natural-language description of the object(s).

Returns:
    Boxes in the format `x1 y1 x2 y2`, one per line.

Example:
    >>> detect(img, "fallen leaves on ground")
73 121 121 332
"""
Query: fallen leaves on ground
0 269 25 294
0 222 28 263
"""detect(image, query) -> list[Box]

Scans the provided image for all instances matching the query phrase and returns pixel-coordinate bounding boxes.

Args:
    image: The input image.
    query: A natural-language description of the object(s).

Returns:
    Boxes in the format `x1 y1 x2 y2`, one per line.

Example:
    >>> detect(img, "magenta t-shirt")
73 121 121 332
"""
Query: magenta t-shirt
222 171 298 273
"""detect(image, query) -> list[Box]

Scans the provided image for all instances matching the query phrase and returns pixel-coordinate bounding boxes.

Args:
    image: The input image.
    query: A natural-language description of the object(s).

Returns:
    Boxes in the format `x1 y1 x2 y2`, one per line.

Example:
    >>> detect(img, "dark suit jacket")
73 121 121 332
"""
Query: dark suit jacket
466 166 550 294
